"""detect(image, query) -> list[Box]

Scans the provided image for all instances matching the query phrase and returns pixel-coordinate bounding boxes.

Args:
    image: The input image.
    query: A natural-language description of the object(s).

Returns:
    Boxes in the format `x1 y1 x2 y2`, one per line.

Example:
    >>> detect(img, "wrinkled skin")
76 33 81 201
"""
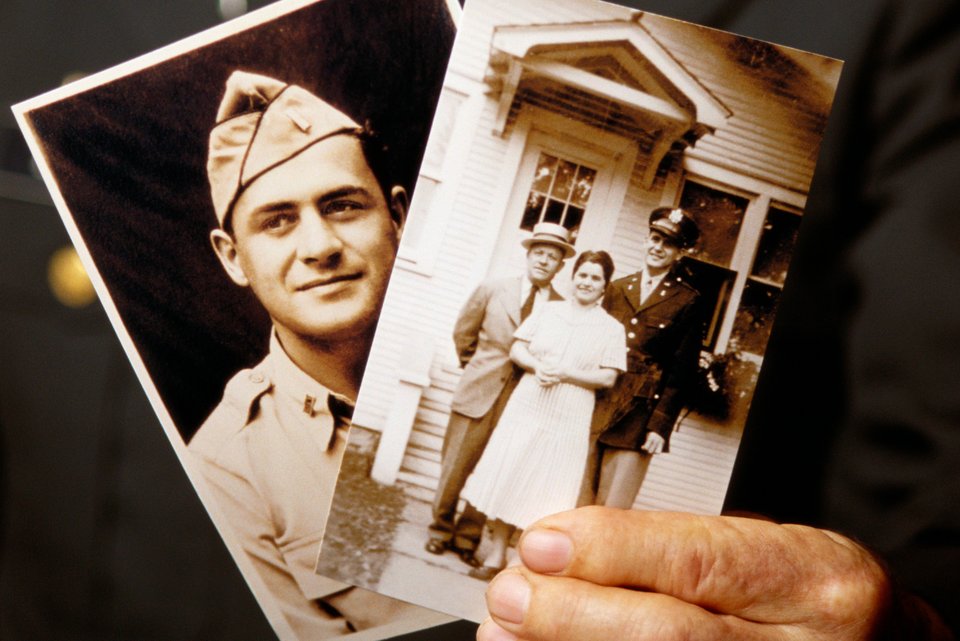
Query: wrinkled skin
478 507 952 641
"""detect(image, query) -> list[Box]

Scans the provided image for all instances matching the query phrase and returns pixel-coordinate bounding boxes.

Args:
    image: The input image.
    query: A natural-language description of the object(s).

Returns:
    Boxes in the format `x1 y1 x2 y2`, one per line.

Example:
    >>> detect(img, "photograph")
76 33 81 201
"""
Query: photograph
13 0 458 638
316 0 843 622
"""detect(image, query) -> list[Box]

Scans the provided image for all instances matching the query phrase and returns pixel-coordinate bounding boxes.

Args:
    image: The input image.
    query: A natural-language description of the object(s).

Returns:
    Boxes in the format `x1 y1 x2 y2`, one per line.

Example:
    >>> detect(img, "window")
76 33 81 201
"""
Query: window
673 177 802 357
730 205 800 354
680 181 747 267
678 180 748 350
750 205 800 286
519 152 597 239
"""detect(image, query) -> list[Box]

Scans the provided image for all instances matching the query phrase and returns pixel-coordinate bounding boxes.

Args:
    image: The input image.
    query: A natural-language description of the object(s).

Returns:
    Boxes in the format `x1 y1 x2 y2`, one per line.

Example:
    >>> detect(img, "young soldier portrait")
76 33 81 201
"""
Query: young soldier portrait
189 70 440 638
15 0 457 638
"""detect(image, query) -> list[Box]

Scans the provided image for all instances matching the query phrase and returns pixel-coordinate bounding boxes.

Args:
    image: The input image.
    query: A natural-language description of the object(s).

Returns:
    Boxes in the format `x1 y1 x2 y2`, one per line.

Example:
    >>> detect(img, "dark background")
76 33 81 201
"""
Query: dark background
2 0 958 639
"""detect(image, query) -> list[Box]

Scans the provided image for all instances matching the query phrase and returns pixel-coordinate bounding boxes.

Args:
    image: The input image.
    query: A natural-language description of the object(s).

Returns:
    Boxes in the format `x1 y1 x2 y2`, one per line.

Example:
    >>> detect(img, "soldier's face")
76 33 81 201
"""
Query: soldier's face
525 244 565 286
643 230 681 274
211 136 404 344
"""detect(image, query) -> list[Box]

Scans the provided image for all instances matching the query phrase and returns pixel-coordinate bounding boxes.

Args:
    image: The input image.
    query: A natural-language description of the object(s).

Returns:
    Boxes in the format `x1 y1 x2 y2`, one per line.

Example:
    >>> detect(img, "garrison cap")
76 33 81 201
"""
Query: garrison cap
207 70 363 227
648 207 700 249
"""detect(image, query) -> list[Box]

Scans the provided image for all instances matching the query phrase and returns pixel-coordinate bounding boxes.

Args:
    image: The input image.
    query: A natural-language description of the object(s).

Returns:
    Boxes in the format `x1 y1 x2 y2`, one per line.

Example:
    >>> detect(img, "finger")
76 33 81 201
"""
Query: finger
484 567 766 641
477 618 518 641
516 507 888 623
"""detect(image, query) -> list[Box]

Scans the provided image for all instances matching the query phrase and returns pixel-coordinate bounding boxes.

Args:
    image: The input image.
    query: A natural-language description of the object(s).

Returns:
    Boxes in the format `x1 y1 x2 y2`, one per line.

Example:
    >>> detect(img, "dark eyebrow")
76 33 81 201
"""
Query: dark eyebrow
317 186 375 204
245 186 376 219
247 201 297 218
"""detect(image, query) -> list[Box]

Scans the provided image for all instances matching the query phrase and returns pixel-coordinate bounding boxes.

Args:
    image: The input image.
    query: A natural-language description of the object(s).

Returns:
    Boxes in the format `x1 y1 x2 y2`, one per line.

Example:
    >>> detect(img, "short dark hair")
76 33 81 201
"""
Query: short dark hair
356 120 397 204
572 250 615 285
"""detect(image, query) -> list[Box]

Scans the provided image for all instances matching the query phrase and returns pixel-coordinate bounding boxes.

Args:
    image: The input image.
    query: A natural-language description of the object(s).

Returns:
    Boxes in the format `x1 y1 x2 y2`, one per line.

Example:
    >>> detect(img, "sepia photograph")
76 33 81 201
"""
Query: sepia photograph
14 0 458 639
317 0 843 622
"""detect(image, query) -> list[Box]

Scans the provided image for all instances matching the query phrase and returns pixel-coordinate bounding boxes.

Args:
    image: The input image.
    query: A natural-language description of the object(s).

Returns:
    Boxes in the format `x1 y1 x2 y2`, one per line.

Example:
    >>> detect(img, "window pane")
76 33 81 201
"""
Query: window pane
678 257 734 350
564 206 585 233
751 206 800 285
521 153 596 233
543 198 565 224
521 192 546 230
731 279 780 355
571 166 596 207
679 181 747 267
532 154 558 193
551 160 577 200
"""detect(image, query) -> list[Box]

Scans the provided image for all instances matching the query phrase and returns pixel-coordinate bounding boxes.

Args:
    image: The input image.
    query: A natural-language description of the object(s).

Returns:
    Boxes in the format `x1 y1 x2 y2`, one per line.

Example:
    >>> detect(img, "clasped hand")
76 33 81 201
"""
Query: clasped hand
534 362 564 387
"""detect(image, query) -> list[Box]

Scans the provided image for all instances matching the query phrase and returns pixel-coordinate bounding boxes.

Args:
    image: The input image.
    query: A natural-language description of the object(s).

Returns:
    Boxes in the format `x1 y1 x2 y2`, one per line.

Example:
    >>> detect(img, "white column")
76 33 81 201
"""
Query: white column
370 332 435 485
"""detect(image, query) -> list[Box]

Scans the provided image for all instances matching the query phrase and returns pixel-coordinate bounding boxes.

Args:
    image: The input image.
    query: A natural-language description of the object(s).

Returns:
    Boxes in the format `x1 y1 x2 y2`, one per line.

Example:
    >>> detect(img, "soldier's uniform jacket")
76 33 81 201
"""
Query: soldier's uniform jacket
594 267 703 453
188 332 355 638
188 333 450 639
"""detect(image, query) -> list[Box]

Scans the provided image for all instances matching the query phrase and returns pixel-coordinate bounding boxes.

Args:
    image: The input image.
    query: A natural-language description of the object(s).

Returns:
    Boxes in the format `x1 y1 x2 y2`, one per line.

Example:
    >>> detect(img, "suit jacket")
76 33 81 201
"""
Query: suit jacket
594 267 703 452
450 275 562 419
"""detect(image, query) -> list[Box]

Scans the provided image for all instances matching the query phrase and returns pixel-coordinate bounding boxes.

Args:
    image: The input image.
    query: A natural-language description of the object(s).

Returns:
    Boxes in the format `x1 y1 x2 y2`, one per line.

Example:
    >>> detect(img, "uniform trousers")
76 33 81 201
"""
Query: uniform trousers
596 448 654 509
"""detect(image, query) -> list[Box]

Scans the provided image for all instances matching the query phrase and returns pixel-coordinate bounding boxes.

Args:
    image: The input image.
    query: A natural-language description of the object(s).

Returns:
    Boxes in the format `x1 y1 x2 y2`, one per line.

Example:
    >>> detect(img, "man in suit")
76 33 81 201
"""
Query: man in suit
426 222 575 571
587 207 703 508
188 71 440 639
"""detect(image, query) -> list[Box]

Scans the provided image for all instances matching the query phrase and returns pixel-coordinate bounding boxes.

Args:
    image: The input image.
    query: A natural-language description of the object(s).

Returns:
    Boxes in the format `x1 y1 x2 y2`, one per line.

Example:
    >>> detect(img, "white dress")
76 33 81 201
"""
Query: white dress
460 300 627 529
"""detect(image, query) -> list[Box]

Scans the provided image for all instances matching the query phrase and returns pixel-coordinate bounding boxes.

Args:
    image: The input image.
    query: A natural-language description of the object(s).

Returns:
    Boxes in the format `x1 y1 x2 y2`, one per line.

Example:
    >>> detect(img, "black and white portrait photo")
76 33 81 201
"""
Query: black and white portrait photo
14 0 457 638
316 0 842 622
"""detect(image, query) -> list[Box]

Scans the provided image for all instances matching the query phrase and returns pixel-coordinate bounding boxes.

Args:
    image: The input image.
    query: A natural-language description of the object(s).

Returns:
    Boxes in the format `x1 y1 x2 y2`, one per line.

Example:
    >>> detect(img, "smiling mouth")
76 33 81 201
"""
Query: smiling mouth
296 273 363 291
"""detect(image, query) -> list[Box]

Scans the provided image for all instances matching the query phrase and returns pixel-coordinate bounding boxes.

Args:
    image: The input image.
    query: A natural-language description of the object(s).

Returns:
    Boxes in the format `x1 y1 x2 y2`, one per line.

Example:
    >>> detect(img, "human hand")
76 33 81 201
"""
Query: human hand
477 507 950 641
534 363 561 386
640 431 665 454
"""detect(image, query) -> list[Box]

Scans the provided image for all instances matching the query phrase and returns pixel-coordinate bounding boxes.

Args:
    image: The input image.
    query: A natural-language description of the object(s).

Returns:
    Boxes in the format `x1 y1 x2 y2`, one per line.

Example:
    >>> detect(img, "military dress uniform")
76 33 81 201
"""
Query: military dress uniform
585 208 704 506
594 267 702 453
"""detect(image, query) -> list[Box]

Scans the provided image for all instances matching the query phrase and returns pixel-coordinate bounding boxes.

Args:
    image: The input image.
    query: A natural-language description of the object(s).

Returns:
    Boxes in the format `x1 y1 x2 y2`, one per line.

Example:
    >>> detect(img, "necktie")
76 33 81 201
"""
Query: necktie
641 277 655 303
520 286 538 321
327 395 355 423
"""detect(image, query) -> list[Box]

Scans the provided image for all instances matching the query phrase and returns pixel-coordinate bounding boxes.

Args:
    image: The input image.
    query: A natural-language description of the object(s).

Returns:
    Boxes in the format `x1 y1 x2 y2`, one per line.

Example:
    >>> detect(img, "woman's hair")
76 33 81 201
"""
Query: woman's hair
572 250 615 285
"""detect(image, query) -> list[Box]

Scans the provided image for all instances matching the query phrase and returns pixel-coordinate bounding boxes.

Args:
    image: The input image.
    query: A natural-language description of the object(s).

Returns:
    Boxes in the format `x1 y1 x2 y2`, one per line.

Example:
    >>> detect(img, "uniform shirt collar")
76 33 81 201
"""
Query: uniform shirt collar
265 331 352 451
640 267 670 290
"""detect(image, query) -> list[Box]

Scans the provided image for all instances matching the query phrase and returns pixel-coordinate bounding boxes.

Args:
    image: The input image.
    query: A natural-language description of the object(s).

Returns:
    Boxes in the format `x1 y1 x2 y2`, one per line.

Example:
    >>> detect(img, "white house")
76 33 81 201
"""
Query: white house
353 0 841 516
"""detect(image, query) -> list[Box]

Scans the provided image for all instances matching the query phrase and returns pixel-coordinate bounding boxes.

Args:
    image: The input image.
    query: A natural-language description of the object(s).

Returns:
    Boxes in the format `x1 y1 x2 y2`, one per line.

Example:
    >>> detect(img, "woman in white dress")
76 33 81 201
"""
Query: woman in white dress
461 250 627 578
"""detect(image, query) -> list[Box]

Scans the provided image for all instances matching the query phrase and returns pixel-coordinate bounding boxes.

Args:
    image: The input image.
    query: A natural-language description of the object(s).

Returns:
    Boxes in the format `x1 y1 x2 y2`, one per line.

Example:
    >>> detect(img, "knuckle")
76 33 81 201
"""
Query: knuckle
819 559 890 620
808 539 892 635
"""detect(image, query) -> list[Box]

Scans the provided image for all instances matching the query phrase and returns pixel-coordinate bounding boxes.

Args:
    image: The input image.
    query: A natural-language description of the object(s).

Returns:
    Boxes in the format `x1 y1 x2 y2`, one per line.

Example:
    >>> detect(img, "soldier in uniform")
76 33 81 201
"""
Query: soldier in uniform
587 207 704 508
188 71 442 639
